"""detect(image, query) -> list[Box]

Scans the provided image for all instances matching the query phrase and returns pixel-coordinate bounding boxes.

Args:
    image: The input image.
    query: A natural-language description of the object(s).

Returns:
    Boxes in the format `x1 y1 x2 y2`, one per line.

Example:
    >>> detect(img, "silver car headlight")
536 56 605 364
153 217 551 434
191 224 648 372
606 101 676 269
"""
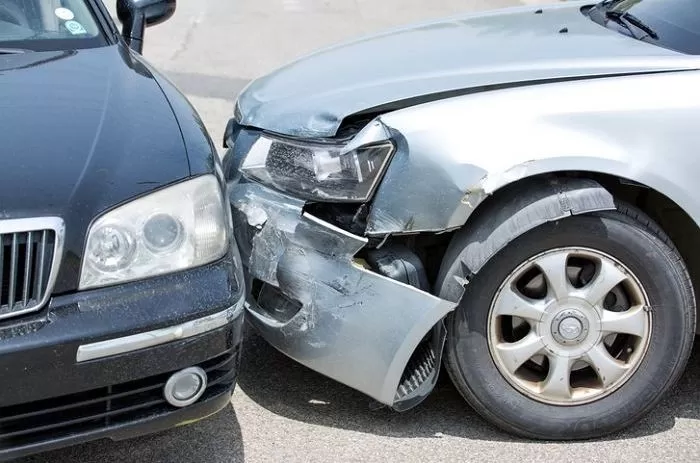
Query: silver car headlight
79 175 229 290
240 134 395 202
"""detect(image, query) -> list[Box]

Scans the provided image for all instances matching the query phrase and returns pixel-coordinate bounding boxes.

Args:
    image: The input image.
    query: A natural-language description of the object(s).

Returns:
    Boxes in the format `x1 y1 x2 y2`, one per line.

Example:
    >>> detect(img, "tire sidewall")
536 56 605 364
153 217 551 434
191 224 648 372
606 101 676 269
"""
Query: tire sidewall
443 213 693 438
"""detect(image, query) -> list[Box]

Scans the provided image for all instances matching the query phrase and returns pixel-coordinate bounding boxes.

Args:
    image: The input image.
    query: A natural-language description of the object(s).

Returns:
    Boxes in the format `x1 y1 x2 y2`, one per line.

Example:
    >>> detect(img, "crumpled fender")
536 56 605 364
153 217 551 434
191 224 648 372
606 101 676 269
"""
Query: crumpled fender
437 177 616 302
365 70 700 236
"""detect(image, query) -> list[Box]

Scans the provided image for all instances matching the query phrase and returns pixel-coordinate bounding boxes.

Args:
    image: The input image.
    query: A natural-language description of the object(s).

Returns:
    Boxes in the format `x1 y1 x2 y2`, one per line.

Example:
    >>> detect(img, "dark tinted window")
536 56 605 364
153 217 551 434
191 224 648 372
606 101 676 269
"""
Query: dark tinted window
590 0 700 54
0 0 106 51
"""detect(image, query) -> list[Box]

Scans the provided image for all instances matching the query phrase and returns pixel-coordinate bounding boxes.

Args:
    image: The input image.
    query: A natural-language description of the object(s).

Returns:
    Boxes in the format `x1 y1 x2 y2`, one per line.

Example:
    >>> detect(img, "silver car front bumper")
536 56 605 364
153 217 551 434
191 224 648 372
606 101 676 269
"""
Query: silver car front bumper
230 181 456 407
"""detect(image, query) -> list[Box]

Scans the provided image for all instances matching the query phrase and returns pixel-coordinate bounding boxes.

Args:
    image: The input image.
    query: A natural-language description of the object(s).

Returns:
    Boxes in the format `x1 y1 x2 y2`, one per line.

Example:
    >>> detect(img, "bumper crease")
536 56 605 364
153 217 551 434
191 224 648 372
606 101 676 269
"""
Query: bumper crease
231 181 456 405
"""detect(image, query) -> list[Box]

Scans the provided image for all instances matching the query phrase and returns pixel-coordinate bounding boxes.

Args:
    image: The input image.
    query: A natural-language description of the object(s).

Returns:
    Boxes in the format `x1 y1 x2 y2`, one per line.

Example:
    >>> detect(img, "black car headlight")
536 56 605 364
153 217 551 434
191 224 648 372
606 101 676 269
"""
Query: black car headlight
239 133 395 202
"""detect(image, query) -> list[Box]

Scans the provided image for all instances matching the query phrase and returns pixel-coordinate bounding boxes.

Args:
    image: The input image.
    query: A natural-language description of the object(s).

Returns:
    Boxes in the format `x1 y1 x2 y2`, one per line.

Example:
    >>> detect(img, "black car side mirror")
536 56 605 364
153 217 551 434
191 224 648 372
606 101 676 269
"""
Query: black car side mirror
116 0 176 54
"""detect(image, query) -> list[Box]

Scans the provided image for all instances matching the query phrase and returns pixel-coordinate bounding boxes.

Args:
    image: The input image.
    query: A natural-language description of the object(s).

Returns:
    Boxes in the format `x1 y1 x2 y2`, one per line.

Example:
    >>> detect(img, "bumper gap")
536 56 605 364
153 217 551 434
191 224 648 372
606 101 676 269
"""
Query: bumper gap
254 280 303 323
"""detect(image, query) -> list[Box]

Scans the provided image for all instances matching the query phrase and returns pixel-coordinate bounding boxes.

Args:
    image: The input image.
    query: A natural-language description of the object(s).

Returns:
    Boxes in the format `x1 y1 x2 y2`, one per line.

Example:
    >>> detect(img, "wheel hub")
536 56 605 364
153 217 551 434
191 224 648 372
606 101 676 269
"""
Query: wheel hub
551 309 589 345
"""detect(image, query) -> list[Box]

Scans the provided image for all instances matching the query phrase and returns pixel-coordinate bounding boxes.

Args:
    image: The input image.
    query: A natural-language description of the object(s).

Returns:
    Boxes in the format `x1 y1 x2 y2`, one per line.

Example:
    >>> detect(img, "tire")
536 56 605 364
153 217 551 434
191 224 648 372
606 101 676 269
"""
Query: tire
439 205 695 440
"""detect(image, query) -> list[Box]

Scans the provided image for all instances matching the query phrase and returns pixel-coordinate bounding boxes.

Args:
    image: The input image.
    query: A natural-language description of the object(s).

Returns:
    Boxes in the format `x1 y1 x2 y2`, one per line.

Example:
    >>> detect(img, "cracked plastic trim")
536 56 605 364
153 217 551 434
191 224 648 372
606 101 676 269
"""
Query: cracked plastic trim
230 181 456 406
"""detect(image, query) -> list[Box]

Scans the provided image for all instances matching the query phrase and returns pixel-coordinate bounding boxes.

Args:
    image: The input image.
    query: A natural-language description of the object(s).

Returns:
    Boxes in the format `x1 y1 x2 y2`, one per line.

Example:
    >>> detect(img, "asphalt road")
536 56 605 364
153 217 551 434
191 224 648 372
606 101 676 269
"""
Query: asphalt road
20 1 700 462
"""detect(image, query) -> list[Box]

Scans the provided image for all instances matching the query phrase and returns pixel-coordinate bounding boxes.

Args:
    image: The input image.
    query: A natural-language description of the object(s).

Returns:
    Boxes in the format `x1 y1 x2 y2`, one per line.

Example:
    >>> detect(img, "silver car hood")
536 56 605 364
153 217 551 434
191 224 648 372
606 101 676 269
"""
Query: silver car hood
237 1 700 138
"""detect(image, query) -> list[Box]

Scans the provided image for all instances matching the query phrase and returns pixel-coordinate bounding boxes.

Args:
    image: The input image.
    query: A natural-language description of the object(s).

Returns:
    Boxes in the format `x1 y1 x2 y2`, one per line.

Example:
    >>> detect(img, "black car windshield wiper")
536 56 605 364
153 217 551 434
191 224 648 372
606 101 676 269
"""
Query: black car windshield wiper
0 47 30 54
599 0 626 9
605 10 659 40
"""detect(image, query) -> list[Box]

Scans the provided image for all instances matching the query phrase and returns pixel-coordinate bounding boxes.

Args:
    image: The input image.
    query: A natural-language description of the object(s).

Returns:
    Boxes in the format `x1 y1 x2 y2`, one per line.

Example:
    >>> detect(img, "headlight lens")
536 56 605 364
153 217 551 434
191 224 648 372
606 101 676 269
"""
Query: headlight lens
79 175 229 290
143 213 184 252
240 135 394 202
86 225 136 272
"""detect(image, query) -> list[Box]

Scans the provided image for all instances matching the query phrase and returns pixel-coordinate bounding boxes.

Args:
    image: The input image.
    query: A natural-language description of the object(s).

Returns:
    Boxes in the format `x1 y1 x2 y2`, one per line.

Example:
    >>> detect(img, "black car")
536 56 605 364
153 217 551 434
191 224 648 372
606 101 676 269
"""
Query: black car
0 0 244 459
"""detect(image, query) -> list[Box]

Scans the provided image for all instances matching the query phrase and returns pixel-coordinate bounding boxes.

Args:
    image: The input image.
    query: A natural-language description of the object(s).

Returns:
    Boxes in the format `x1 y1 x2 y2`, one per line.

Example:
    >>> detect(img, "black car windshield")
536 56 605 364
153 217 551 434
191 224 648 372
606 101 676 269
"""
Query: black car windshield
589 0 700 55
0 0 106 51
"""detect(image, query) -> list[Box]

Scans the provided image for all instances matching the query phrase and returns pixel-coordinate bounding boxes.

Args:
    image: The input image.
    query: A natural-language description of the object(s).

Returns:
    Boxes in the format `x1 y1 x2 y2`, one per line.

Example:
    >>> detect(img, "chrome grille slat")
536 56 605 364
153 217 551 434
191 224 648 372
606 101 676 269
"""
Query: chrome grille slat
0 218 64 321
22 231 33 306
8 234 18 311
36 230 47 298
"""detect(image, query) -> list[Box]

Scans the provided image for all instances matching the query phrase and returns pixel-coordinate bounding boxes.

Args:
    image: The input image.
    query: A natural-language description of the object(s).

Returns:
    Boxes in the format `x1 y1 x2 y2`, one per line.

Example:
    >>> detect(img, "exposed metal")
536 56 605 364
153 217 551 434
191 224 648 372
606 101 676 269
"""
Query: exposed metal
488 247 651 405
75 301 243 362
0 217 64 321
230 181 456 406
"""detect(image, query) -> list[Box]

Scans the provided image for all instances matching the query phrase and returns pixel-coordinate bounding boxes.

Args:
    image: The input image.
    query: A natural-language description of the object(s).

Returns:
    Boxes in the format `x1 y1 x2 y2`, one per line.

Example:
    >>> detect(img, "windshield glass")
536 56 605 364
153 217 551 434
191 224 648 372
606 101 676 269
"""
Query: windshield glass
0 0 106 51
590 0 700 54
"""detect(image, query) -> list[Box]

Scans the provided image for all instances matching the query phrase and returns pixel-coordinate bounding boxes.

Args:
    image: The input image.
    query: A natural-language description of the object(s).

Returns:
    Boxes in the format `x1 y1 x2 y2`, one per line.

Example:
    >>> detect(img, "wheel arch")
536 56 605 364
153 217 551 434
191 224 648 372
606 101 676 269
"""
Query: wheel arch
435 174 615 303
434 170 700 331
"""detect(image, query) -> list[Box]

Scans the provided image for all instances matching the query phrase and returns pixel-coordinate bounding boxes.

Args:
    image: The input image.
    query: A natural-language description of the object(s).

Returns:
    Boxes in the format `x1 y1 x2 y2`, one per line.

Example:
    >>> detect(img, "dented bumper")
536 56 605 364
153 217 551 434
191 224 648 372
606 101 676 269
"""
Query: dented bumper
230 181 455 407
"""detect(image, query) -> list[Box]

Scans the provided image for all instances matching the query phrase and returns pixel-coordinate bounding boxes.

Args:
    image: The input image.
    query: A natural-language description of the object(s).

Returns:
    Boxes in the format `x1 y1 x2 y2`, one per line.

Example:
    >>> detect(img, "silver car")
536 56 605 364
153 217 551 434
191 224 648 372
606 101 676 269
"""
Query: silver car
225 0 700 439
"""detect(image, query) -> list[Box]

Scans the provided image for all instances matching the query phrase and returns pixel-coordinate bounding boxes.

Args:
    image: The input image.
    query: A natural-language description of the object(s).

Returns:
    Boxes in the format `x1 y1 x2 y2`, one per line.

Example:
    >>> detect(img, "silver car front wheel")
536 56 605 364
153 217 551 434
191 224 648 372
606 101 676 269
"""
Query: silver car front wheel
439 204 695 439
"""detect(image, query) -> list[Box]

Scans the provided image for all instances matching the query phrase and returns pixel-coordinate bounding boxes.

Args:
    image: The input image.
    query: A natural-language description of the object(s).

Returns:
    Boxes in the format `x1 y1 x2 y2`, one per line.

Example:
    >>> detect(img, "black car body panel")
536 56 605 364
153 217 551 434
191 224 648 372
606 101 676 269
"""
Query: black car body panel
0 256 243 459
146 61 222 177
0 0 244 457
0 258 238 406
0 44 192 293
4 381 236 461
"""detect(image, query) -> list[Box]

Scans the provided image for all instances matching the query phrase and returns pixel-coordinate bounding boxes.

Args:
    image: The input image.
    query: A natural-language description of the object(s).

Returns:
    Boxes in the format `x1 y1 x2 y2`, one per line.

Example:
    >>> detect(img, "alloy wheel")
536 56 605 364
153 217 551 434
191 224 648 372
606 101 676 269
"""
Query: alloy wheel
488 247 652 405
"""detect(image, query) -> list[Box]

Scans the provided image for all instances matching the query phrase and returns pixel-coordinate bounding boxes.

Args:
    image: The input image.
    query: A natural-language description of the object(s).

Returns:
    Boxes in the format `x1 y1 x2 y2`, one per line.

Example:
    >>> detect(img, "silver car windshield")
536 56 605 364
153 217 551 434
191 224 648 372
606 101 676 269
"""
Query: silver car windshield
0 0 106 50
590 0 700 54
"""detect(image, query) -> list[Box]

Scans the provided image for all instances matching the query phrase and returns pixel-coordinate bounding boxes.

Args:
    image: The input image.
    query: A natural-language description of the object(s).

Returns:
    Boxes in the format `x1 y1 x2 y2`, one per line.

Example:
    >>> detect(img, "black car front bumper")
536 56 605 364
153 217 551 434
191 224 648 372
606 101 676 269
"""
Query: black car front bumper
0 256 244 461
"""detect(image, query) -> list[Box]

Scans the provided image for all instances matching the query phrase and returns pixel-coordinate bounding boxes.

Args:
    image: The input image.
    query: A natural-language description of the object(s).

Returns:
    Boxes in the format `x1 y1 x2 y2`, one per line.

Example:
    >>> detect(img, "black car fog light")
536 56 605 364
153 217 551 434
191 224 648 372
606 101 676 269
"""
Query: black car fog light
163 367 207 407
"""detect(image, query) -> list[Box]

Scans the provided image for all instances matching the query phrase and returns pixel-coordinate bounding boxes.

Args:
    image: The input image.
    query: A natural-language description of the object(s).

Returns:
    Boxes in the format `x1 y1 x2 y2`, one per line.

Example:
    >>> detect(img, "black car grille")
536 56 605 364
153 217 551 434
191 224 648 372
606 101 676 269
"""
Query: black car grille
0 228 56 320
0 347 239 449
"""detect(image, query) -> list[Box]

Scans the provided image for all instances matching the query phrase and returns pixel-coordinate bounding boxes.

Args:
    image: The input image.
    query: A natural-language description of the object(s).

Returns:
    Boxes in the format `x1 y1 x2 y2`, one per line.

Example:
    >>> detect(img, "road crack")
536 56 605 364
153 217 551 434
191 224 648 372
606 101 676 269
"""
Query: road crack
170 11 204 63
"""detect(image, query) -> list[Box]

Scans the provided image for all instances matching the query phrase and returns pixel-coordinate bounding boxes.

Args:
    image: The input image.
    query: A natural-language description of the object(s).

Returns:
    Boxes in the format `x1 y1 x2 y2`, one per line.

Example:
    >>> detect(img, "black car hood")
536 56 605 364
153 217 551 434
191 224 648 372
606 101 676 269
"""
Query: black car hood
0 45 190 292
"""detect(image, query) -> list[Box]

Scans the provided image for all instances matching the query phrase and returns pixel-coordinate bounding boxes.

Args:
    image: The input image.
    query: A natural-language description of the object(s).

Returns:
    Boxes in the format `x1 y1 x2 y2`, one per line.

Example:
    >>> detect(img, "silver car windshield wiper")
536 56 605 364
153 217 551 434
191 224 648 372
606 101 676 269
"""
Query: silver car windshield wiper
605 10 659 40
